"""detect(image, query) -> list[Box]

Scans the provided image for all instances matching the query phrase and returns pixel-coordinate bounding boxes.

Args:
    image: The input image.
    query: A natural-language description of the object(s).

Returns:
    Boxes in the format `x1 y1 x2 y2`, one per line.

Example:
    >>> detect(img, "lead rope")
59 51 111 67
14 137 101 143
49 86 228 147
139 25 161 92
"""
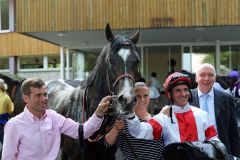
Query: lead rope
87 94 118 142
121 131 139 160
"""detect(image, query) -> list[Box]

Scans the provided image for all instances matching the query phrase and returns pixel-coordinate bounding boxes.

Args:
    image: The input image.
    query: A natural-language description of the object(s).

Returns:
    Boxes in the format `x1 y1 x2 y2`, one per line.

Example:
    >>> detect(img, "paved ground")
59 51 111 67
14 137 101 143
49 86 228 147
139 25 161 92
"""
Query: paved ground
56 148 123 160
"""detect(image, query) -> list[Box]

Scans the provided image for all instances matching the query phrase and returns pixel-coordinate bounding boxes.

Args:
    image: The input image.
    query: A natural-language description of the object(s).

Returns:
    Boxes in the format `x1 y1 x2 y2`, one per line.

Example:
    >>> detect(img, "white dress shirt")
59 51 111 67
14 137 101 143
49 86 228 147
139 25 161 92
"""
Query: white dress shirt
197 88 218 131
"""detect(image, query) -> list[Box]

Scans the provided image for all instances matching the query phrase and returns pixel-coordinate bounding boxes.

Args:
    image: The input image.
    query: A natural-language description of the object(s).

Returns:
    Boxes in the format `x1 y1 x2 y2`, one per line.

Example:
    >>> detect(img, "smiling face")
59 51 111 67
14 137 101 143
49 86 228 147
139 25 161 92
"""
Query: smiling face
23 85 48 118
171 84 190 107
134 85 150 110
196 64 216 94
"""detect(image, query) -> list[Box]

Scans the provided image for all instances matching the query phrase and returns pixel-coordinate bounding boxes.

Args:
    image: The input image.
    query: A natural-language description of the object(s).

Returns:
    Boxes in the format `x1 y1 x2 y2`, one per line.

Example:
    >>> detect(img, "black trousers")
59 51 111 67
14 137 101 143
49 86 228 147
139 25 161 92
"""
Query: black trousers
0 124 4 160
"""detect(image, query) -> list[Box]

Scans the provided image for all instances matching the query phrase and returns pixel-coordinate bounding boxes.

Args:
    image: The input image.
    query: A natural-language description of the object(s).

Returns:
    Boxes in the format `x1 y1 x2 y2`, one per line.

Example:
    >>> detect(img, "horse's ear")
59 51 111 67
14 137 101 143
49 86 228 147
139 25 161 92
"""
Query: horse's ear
105 23 114 42
130 28 140 44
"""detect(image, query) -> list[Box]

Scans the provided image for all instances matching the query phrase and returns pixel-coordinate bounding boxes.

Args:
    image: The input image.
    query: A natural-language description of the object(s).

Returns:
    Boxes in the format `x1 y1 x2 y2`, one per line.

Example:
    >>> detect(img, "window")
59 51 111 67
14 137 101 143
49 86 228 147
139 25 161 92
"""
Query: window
48 55 60 68
0 0 9 31
0 57 9 69
19 56 43 69
183 46 215 73
72 51 100 80
220 45 240 75
182 46 191 72
231 45 240 71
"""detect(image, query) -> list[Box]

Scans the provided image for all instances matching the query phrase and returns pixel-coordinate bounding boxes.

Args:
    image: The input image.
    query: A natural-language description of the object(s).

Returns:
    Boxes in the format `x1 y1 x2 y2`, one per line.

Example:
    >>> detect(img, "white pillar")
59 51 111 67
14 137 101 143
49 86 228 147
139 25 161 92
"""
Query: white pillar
43 56 48 69
9 56 17 74
60 46 65 79
140 46 144 76
168 48 171 72
66 48 70 79
215 40 220 75
9 0 15 32
76 52 85 80
229 45 232 70
146 48 149 78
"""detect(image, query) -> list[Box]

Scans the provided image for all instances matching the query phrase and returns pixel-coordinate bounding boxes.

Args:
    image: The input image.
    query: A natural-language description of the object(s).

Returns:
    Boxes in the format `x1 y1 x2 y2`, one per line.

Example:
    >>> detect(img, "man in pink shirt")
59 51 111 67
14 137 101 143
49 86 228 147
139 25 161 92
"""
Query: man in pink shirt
2 77 110 160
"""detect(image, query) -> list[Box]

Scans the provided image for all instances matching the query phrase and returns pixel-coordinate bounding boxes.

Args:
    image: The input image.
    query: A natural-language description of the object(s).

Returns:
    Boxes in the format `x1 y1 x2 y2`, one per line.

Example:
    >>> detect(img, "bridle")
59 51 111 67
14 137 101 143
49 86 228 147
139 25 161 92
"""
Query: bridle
87 38 138 142
107 72 135 94
87 70 135 142
105 37 138 94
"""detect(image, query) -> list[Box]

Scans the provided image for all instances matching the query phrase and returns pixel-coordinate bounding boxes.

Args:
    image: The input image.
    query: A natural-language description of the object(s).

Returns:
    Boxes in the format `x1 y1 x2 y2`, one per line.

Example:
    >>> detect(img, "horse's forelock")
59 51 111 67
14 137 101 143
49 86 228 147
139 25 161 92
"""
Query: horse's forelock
110 36 136 53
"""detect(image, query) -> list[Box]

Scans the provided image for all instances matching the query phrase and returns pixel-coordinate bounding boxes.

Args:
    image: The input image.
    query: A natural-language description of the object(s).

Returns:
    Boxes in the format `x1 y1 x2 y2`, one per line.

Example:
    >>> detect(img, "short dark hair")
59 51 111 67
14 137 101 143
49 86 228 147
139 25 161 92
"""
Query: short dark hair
21 77 45 95
151 72 157 77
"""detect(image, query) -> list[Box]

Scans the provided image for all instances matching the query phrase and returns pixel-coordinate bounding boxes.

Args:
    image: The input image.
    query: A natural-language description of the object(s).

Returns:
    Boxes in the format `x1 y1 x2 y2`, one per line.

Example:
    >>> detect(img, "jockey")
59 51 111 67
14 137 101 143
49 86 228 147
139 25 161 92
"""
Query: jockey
126 72 232 160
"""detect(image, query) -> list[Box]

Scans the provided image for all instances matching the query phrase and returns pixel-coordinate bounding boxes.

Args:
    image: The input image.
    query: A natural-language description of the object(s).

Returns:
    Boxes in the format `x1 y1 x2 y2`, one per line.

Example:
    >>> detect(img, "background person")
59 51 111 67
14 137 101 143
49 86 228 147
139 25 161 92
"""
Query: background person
135 72 146 83
226 70 240 98
147 72 161 115
190 63 240 157
0 79 14 158
105 82 164 160
2 77 110 160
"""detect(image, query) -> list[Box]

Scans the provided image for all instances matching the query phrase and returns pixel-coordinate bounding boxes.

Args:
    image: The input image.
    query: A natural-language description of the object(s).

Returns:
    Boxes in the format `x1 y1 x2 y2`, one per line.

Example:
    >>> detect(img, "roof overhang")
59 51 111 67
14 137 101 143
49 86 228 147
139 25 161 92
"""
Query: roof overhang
25 25 240 52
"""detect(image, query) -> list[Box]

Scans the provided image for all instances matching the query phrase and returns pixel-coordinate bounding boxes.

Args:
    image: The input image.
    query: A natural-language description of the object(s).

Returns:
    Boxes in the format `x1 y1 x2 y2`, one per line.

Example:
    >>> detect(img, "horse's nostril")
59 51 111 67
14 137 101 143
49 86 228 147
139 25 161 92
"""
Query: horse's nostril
118 95 129 107
118 95 124 102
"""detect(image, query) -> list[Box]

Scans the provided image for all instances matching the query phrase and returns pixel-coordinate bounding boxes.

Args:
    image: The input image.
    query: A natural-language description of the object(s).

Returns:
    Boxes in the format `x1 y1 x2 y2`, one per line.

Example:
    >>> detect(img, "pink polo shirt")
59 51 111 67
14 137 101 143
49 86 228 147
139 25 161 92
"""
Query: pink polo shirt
2 107 103 160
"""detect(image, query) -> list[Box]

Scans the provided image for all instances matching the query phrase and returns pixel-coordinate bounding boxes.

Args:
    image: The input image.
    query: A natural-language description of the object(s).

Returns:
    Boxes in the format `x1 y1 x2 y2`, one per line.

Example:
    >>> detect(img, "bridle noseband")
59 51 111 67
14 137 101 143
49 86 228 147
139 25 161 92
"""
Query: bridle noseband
112 73 135 93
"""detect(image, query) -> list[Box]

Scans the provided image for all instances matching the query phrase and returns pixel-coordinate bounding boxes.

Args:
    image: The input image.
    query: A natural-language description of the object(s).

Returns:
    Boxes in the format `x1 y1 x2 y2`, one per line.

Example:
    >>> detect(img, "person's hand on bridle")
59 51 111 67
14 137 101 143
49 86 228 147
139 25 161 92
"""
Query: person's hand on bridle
95 95 112 118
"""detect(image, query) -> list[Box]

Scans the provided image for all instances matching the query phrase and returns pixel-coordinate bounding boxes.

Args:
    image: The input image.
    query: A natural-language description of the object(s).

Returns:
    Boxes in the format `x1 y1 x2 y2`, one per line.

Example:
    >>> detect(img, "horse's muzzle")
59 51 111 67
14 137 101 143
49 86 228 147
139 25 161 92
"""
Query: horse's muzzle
118 95 136 114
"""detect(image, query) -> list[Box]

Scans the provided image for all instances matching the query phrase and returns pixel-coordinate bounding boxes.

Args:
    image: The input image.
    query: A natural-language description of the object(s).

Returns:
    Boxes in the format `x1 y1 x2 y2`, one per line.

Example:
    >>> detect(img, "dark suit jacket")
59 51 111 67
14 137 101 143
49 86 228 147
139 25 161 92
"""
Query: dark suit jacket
190 88 240 157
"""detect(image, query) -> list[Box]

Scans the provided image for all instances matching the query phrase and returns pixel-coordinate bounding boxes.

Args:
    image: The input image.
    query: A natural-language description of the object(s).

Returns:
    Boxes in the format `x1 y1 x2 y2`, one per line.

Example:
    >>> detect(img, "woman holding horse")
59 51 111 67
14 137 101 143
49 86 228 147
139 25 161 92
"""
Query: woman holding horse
0 78 14 157
2 77 111 160
105 82 164 160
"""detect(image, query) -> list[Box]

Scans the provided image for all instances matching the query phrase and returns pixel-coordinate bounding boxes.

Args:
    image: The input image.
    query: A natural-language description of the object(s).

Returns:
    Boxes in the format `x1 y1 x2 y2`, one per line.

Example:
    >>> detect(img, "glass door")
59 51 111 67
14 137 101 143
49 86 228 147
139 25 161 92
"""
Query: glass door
182 45 215 73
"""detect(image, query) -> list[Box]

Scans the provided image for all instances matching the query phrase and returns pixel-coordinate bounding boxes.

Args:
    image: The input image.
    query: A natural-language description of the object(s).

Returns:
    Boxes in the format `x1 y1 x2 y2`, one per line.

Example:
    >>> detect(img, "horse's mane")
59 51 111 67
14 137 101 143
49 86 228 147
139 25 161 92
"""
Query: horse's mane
0 73 25 83
81 44 110 89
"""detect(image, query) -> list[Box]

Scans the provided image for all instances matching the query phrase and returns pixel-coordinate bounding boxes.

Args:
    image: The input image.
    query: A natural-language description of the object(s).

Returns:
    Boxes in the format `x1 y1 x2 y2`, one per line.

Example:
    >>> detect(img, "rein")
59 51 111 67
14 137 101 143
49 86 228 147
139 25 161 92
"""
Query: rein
88 95 120 142
121 131 140 160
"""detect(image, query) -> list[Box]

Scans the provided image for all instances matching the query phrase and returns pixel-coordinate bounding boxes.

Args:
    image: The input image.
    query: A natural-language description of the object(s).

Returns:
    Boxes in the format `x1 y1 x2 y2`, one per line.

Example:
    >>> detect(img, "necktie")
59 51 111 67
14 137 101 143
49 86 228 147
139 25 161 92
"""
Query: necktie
202 94 209 113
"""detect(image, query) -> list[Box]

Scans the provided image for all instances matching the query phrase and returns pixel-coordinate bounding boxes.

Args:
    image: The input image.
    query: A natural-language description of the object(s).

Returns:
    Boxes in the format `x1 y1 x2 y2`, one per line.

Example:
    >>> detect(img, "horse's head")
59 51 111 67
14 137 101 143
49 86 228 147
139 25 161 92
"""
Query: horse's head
105 23 140 115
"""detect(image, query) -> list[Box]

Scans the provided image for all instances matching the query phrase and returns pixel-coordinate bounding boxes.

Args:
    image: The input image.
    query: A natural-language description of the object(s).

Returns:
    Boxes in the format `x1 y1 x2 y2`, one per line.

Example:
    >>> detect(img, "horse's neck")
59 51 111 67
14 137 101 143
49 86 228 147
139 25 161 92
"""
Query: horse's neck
85 75 110 116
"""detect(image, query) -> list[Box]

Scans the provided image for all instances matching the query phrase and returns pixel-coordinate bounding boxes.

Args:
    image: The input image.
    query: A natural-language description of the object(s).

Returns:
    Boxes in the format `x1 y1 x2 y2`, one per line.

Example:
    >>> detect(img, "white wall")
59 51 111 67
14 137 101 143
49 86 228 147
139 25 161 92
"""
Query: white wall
17 69 73 82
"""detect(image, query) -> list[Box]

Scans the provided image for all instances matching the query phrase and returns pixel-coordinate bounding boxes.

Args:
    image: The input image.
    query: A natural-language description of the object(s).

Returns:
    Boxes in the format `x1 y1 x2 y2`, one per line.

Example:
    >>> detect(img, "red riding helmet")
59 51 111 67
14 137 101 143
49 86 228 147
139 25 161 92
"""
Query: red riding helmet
164 72 192 99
